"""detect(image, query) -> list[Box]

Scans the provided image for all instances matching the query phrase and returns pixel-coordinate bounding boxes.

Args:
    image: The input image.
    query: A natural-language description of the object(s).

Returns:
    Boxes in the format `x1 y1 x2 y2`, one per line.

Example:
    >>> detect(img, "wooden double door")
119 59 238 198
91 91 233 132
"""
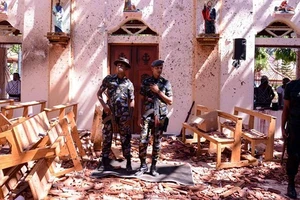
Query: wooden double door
109 44 158 134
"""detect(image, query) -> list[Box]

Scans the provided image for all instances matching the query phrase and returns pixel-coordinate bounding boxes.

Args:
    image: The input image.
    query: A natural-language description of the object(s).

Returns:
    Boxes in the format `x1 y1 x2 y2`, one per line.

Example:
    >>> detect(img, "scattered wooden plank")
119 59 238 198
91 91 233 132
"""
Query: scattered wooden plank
220 181 244 198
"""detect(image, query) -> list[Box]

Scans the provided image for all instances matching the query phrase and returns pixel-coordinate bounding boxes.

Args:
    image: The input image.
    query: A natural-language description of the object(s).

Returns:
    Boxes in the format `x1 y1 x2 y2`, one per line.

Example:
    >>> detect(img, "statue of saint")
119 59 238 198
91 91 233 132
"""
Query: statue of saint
0 1 7 13
124 0 137 11
202 1 216 34
53 0 64 32
275 1 294 13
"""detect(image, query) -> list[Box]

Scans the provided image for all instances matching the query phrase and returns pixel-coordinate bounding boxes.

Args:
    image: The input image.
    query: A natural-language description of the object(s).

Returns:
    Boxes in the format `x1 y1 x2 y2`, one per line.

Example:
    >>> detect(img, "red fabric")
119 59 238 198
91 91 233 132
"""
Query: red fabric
202 7 211 21
281 1 287 6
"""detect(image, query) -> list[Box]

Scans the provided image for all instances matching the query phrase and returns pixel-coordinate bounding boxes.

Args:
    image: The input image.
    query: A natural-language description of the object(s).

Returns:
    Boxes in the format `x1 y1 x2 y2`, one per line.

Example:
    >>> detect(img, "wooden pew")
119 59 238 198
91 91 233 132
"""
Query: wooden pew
43 102 78 122
0 99 14 119
1 100 46 120
0 111 83 199
232 106 276 161
44 102 85 157
182 105 258 169
0 113 12 132
0 99 14 107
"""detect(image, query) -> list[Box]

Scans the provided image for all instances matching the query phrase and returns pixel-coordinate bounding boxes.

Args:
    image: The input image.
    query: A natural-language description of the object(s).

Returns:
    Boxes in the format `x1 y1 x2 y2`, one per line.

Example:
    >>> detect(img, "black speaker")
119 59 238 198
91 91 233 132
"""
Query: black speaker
233 38 246 60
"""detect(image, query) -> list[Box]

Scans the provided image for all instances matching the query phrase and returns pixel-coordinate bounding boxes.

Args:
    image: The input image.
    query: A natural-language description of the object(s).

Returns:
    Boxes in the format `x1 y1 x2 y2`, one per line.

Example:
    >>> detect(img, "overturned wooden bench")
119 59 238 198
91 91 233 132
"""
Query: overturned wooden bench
44 102 85 157
0 100 47 132
0 99 14 122
0 111 83 199
0 99 14 107
182 105 258 169
1 100 46 120
44 102 78 122
232 106 276 161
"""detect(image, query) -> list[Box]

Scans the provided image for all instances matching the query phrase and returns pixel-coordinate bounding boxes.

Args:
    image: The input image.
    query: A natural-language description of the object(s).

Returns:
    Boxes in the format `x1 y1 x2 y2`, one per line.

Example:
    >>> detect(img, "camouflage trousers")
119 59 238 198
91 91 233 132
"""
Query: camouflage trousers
101 116 132 158
138 116 167 161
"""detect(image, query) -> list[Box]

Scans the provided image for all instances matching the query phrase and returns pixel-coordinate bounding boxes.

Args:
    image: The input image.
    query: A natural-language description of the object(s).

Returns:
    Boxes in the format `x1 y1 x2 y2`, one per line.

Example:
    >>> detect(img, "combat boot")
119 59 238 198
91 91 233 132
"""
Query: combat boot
97 158 104 171
150 160 159 176
126 156 132 172
135 159 148 176
100 157 114 171
287 176 297 199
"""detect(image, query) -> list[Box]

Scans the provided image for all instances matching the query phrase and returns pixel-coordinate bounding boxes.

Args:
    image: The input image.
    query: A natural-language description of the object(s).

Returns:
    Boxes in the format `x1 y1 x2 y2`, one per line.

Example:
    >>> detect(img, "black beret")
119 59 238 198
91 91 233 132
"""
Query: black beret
151 59 164 67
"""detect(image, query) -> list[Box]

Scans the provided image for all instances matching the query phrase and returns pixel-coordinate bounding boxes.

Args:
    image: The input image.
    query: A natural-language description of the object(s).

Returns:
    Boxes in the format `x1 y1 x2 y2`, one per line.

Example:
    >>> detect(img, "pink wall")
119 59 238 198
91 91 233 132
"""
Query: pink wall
1 0 299 137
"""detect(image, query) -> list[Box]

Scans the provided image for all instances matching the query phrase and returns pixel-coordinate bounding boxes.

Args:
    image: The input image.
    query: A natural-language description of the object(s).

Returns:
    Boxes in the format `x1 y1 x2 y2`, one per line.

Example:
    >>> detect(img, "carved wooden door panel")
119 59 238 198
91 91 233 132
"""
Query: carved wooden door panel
109 44 158 134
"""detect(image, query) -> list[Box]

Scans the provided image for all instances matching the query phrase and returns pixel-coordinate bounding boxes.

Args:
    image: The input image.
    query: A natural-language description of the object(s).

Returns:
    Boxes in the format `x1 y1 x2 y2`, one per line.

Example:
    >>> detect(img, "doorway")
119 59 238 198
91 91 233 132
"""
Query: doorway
109 44 158 134
0 44 22 100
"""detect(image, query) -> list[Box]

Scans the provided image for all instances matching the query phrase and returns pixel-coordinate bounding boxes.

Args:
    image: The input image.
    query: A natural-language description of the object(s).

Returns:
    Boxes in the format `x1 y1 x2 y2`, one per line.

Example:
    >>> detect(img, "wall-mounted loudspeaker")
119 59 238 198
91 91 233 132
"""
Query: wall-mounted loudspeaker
233 38 246 60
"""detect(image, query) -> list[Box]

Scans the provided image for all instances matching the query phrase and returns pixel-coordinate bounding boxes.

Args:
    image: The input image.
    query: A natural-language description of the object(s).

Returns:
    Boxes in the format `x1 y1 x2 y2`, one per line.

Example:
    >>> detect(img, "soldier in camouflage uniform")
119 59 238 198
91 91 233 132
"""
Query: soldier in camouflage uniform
97 57 134 172
282 78 300 199
135 59 173 176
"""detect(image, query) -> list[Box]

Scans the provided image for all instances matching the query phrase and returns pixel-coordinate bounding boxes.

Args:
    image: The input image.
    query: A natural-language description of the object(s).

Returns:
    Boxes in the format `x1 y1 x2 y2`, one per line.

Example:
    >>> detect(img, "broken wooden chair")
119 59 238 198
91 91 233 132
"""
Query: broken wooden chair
232 106 276 161
182 104 258 169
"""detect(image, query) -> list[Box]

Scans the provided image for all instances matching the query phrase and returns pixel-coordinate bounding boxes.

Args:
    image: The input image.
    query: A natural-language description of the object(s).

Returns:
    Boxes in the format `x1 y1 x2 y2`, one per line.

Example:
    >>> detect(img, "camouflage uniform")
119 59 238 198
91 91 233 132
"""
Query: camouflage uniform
284 79 300 198
139 76 173 161
100 74 134 158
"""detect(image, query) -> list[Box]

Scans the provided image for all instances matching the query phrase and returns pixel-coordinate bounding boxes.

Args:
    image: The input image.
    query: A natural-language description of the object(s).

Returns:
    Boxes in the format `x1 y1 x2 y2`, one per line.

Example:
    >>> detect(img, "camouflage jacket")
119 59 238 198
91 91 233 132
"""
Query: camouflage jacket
100 74 134 117
140 76 173 116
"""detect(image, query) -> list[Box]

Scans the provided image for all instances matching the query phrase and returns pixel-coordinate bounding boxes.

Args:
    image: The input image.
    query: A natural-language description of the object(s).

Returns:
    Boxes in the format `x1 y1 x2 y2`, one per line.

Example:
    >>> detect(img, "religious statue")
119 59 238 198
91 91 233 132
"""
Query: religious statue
0 1 7 13
202 1 216 34
124 0 137 12
53 0 64 32
275 0 294 13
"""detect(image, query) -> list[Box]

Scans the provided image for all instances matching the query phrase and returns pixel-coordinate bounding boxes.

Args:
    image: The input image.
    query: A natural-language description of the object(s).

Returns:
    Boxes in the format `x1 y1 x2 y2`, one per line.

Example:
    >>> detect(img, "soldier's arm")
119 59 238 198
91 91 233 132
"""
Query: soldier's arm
136 94 145 126
128 82 135 118
152 81 173 105
156 89 173 105
97 78 111 114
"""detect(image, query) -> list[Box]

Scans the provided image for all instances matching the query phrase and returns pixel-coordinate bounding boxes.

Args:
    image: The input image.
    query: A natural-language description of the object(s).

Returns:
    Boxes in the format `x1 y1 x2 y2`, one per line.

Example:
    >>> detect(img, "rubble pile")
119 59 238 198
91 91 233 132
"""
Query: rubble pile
19 133 295 199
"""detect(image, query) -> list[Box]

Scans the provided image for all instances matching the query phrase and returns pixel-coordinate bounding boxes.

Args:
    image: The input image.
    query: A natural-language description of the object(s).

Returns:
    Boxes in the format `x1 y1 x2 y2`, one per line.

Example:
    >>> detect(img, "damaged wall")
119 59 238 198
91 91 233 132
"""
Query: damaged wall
1 0 299 136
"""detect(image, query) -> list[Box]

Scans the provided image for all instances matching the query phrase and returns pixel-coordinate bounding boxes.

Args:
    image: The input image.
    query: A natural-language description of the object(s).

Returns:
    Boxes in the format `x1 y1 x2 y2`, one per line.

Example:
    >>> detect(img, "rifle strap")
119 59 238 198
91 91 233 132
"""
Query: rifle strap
102 115 112 124
154 115 160 127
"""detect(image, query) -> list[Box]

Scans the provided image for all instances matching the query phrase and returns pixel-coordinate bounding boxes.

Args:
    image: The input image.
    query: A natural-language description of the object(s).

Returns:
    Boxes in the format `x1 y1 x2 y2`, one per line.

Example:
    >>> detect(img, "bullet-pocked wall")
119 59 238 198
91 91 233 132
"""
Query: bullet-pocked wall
3 0 299 135
67 0 195 133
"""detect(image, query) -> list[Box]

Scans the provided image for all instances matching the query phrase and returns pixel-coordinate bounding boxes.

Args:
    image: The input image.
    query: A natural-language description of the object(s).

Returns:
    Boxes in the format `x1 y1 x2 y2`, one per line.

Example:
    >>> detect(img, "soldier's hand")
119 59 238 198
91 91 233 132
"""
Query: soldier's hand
150 84 160 93
137 117 143 127
103 104 111 114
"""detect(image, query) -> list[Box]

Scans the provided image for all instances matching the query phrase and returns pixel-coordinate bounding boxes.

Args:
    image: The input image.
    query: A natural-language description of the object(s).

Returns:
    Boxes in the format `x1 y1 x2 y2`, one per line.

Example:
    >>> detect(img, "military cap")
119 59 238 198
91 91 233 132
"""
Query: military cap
114 57 131 69
151 59 164 67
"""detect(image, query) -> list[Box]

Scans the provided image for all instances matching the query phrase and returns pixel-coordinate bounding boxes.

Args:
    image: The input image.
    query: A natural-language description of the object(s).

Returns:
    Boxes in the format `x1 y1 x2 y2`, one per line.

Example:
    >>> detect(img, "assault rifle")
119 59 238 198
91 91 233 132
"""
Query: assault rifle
102 104 119 134
178 101 195 137
142 95 169 132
